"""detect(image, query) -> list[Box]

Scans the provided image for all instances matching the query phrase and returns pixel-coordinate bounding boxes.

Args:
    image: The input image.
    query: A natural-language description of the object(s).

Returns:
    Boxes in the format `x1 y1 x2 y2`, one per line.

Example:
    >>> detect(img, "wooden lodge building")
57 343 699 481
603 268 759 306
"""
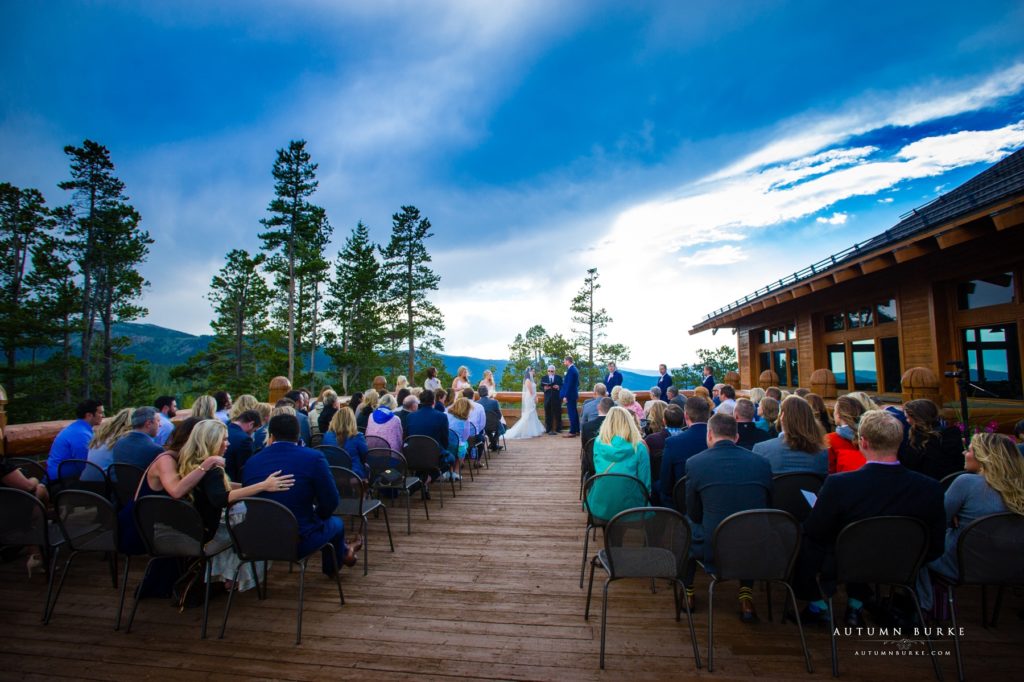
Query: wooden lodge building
691 148 1024 425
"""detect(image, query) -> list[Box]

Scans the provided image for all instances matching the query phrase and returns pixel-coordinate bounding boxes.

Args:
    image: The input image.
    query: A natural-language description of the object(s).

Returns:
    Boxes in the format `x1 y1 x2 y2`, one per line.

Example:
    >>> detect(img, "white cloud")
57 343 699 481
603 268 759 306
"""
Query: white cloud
877 197 894 204
816 212 848 225
677 245 748 267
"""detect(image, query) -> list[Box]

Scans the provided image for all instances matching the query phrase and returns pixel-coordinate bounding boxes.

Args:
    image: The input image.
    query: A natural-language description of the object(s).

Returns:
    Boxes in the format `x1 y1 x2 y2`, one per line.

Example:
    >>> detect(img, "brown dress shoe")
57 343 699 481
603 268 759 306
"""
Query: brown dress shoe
740 599 759 623
563 432 579 438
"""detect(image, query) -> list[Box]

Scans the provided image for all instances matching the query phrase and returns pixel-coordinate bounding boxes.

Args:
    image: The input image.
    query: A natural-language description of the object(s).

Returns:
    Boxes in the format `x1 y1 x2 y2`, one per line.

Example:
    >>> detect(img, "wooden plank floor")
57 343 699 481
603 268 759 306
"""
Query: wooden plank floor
2 435 1021 681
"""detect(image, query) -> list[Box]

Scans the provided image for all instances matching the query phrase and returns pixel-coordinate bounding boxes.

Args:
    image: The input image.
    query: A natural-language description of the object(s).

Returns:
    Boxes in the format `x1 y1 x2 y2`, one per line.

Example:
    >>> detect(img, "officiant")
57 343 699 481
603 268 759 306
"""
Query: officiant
541 364 563 434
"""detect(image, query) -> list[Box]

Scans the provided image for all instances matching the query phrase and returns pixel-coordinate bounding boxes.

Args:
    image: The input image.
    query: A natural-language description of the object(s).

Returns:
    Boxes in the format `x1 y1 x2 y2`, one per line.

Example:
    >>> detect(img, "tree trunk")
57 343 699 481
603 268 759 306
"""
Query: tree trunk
406 258 415 379
287 240 295 383
102 294 113 408
308 282 318 393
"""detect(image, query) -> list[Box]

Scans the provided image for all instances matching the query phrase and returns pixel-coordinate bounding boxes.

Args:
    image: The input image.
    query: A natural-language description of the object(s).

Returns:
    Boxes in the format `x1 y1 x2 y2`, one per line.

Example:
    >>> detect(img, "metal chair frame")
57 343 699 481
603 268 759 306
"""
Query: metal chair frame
330 466 394 576
365 449 423 535
580 473 651 588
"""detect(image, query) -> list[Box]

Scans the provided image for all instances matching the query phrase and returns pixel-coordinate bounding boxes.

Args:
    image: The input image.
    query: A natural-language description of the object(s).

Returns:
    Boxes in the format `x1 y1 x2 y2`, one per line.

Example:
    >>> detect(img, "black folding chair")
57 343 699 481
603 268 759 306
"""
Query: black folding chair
57 459 109 498
219 498 345 645
0 488 66 620
580 473 651 588
584 507 702 670
330 466 393 576
770 472 825 523
939 512 1024 682
403 436 455 505
706 509 812 673
365 435 391 451
671 476 687 517
8 457 48 484
939 470 967 493
484 410 506 452
126 496 232 639
108 463 145 510
48 490 131 628
365 449 423 535
579 438 596 502
821 516 943 679
318 445 353 470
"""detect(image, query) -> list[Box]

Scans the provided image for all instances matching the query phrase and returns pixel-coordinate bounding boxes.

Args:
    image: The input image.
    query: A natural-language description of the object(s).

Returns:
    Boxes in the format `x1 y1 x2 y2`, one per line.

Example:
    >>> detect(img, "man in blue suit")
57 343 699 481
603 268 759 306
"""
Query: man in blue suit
604 362 623 392
701 366 716 392
656 363 672 397
658 396 711 504
243 414 360 574
560 356 580 437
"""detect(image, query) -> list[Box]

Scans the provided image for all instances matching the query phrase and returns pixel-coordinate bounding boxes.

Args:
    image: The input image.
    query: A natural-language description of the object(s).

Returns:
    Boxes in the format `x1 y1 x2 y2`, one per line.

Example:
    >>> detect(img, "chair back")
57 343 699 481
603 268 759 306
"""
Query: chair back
581 438 596 479
770 472 825 523
403 436 442 471
57 459 109 497
54 489 118 553
956 512 1024 586
603 506 690 579
485 410 501 434
939 470 967 493
108 463 145 508
134 496 206 557
834 516 928 585
0 488 51 547
711 509 800 581
226 498 299 563
583 473 651 525
8 457 47 483
318 445 353 470
671 476 687 516
448 429 460 451
365 448 408 487
365 435 391 451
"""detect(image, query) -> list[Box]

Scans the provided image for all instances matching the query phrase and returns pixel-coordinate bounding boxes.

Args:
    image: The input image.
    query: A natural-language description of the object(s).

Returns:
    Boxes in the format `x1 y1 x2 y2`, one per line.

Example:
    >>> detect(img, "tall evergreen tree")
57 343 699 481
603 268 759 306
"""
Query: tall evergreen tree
379 205 445 379
258 140 319 383
569 268 611 386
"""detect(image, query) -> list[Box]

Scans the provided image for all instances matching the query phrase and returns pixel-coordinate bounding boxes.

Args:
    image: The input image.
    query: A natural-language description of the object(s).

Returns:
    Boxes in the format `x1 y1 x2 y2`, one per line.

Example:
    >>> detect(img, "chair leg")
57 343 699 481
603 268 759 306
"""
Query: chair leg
900 585 943 681
599 580 610 669
672 581 680 622
296 560 306 645
361 516 369 577
584 558 597 619
251 561 264 600
580 524 592 588
41 545 62 622
707 577 716 672
782 581 813 673
828 596 838 677
404 492 412 535
766 581 773 623
114 555 132 631
126 558 155 634
380 505 395 552
218 564 243 639
679 579 702 669
420 487 430 520
948 586 964 682
200 560 213 639
45 550 79 625
330 549 345 606
109 551 119 589
990 585 1005 627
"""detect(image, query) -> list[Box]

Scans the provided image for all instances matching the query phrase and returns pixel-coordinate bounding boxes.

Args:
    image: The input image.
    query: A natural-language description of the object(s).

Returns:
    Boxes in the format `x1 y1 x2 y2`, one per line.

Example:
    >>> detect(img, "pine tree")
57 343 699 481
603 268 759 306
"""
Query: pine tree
258 140 319 383
569 268 611 386
379 205 445 379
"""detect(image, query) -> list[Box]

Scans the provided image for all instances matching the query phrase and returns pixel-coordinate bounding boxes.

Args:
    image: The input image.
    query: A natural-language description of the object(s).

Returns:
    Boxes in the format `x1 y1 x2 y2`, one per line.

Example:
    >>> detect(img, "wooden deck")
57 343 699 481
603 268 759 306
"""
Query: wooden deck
2 435 1021 681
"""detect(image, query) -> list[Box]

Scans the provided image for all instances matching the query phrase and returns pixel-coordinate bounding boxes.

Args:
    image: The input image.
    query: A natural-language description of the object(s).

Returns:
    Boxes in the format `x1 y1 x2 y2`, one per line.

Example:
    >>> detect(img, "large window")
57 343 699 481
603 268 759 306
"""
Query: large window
821 298 900 393
962 324 1022 399
828 344 847 387
957 273 1015 310
755 323 798 387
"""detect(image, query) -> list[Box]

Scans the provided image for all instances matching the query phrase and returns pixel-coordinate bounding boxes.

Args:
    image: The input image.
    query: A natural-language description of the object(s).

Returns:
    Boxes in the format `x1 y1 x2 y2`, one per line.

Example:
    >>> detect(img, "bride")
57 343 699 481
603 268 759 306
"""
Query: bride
505 367 546 439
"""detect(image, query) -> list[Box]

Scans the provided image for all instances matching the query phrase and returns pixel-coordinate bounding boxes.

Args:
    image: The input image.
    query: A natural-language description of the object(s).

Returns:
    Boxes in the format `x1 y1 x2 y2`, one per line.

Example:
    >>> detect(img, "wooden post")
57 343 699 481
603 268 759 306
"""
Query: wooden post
901 367 941 404
269 376 292 404
758 370 779 389
809 369 837 398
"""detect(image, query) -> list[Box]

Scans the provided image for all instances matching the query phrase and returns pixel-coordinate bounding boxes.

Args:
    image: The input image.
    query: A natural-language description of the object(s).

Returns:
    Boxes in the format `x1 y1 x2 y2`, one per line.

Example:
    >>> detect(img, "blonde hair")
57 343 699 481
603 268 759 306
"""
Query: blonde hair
834 395 865 437
779 396 826 453
271 405 296 418
457 366 469 380
318 386 335 403
598 406 644 448
858 410 904 452
971 433 1024 515
646 401 667 433
377 393 397 410
229 394 259 420
758 396 780 428
395 375 409 391
191 395 217 420
610 385 622 402
89 407 134 449
449 396 472 420
328 407 358 444
693 386 715 411
177 420 230 487
618 388 636 406
847 391 878 414
748 387 766 404
359 389 379 413
255 402 273 426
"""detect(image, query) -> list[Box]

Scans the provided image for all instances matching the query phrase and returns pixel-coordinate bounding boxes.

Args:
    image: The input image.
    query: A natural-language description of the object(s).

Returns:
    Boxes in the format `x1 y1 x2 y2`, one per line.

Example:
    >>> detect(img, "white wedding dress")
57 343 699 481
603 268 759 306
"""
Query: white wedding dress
505 379 546 439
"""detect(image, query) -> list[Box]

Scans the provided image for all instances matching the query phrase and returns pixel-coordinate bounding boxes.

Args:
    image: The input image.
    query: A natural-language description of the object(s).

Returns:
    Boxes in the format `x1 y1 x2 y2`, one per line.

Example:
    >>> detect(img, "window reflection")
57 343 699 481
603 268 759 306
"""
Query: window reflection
957 273 1014 310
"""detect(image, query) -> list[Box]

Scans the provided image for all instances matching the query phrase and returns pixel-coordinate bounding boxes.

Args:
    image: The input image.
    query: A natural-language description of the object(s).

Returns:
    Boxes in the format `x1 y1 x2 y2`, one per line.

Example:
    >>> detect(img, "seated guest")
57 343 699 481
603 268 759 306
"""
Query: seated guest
346 391 363 412
692 386 715 412
476 386 505 451
753 396 827 475
112 406 164 470
582 397 614 445
229 394 259 421
323 406 369 478
685 413 773 621
581 383 607 425
794 388 811 398
405 389 454 475
666 386 687 409
917 433 1024 609
397 394 418 434
711 383 725 407
713 385 737 416
643 401 669 449
285 390 312 443
154 395 177 446
191 395 217 421
827 395 866 474
2 456 50 575
47 398 104 481
586 406 651 522
395 375 410 393
243 415 360 574
618 389 645 424
445 397 474 481
643 387 664 417
663 404 686 437
394 388 412 415
213 391 232 423
794 410 944 626
463 387 486 438
251 402 273 452
747 387 766 409
433 388 447 413
805 392 833 436
366 393 403 452
658 396 711 505
765 386 782 402
355 390 377 430
899 399 965 481
85 407 134 477
224 410 262 482
610 385 623 404
754 396 780 434
734 398 772 450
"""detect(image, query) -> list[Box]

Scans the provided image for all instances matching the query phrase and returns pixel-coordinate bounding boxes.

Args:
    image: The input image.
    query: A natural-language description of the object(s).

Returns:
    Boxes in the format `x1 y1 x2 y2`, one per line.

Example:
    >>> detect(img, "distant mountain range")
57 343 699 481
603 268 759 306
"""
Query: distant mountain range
24 322 661 390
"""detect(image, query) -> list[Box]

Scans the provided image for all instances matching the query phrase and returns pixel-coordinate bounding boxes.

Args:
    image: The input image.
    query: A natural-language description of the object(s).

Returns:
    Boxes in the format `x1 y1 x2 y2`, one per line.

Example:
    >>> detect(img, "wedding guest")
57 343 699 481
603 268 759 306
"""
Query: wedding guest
666 386 686 409
618 389 645 424
765 387 782 401
47 398 104 481
355 390 378 430
395 375 409 393
753 396 828 475
433 388 447 413
423 367 442 392
747 387 766 409
900 399 965 480
735 398 772 450
1015 419 1024 455
213 391 232 423
323 406 368 478
692 386 715 412
794 388 811 398
582 383 608 424
805 392 833 435
755 396 780 434
827 396 866 473
582 397 614 445
251 402 273 452
586 407 651 522
154 395 177 446
285 390 312 443
191 395 217 421
643 401 670 461
112 406 164 470
713 385 737 416
609 385 623 403
224 410 262 482
658 397 711 505
366 393 403 452
229 394 259 421
317 391 339 436
1 459 48 575
84 407 134 476
446 397 474 481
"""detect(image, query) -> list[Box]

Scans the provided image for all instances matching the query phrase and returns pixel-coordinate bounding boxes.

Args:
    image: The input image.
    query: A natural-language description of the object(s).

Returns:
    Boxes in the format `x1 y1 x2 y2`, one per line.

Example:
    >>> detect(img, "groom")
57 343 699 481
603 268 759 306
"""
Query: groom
560 356 580 438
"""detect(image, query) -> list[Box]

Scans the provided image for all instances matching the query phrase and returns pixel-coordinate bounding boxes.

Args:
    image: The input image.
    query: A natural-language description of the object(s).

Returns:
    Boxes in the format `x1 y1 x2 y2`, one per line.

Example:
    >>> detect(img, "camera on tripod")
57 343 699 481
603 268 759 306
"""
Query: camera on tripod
944 360 965 379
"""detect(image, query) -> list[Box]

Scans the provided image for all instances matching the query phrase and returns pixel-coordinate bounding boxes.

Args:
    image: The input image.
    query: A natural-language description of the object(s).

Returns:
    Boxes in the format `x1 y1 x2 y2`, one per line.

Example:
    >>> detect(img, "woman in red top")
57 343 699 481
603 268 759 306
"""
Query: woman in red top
826 395 868 473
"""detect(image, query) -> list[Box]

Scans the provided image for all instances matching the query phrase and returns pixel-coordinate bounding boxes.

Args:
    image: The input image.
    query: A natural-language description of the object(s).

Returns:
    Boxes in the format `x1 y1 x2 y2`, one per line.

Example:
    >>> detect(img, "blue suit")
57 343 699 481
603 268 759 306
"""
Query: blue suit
657 373 672 397
243 441 346 574
560 363 580 434
604 370 623 391
658 423 709 504
701 374 715 392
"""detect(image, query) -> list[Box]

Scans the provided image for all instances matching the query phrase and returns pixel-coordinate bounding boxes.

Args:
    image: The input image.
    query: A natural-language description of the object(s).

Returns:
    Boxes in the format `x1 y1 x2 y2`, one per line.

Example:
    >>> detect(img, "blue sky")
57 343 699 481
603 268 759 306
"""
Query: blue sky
2 1 1023 371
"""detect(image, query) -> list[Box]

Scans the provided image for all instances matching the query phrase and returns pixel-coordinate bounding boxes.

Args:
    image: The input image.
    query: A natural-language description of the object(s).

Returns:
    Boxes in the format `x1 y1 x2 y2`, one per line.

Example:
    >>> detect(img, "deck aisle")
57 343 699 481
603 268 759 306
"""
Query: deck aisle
2 435 1021 681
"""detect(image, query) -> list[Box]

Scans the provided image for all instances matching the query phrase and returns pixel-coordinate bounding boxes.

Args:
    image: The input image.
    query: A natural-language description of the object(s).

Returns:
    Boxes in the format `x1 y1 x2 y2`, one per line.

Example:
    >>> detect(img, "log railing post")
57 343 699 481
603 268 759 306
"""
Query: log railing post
0 383 7 457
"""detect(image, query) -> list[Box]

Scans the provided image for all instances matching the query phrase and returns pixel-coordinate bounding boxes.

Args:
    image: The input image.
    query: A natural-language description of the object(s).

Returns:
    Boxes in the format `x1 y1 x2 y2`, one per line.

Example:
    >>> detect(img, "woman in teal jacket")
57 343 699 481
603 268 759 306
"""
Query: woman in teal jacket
586 406 652 521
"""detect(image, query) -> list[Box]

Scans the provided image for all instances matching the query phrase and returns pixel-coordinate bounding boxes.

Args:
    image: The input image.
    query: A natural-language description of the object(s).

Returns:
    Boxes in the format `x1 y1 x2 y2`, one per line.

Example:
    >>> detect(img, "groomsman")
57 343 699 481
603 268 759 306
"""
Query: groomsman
701 366 716 392
604 362 623 392
656 363 673 397
561 356 580 437
541 365 563 434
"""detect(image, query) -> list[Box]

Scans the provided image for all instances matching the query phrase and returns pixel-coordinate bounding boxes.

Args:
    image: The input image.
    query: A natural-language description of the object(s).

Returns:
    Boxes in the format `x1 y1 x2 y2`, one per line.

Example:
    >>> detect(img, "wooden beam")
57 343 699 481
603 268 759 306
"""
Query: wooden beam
893 238 938 263
992 205 1024 231
936 223 991 249
792 284 812 299
809 275 834 292
774 291 794 304
833 265 861 283
860 253 896 274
